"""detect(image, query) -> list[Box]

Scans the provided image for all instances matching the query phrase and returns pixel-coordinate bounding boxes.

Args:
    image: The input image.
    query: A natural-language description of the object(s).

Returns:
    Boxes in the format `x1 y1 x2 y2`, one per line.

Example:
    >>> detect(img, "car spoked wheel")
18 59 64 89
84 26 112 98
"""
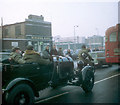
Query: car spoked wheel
14 92 29 105
82 70 94 93
6 84 34 105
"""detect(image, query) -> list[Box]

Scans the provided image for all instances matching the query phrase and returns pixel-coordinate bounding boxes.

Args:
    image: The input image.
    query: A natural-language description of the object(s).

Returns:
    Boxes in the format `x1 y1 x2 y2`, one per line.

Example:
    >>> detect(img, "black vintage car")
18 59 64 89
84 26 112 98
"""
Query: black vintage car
2 56 94 105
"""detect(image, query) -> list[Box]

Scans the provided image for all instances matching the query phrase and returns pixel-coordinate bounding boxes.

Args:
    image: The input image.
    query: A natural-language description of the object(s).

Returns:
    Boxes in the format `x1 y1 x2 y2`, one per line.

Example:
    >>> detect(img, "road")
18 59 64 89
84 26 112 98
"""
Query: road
35 64 120 104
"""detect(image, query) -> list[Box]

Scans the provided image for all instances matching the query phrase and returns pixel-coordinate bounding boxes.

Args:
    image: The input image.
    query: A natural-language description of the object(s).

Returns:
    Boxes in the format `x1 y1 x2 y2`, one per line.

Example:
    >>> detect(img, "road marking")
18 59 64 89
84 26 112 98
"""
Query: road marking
94 73 120 84
35 92 69 103
35 73 120 103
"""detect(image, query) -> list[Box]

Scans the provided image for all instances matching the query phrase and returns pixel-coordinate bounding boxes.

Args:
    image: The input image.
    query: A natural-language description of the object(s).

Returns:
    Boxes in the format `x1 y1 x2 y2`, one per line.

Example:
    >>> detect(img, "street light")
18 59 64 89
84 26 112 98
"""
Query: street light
74 25 79 51
95 28 99 35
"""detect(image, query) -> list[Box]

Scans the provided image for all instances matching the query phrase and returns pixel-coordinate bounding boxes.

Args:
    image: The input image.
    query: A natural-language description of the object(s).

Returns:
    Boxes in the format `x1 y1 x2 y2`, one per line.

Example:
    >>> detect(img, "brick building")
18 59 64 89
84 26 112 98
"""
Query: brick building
1 15 52 52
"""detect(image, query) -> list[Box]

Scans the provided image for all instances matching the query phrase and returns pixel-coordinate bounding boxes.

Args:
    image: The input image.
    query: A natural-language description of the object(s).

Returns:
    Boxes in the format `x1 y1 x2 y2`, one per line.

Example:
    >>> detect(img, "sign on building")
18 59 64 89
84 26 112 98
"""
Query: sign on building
11 42 18 47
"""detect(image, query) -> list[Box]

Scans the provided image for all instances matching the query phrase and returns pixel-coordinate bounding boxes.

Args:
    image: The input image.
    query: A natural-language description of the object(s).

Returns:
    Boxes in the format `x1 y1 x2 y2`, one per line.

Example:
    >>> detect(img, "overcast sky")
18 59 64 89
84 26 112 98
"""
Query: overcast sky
0 0 119 38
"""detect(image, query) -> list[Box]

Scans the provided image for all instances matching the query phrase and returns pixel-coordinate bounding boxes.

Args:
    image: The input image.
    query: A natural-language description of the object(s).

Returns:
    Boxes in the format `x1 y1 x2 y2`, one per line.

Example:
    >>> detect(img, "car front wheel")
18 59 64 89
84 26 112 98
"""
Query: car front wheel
5 84 35 105
82 70 94 93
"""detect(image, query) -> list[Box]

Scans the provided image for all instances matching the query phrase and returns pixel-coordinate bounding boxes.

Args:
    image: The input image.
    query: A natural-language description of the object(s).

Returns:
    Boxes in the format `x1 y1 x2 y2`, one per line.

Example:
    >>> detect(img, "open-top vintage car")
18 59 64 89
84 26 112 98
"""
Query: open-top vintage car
2 55 94 105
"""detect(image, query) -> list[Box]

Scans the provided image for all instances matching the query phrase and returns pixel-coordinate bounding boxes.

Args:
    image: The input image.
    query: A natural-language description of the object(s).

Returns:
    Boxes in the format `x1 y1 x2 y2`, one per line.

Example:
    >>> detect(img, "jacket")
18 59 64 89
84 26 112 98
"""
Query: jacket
10 52 26 64
23 50 51 65
78 48 93 61
42 49 50 59
50 49 58 55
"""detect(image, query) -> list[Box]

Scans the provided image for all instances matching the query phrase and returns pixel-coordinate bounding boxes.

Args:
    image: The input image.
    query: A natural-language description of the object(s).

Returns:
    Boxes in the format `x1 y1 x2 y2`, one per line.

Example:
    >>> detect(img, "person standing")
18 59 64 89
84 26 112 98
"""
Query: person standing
58 48 64 56
42 45 51 59
66 49 72 57
50 45 58 56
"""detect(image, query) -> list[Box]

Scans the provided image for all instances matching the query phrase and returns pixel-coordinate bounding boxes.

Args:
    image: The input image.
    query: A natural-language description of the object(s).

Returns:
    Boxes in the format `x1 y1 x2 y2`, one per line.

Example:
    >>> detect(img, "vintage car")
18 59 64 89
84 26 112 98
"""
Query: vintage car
2 55 94 105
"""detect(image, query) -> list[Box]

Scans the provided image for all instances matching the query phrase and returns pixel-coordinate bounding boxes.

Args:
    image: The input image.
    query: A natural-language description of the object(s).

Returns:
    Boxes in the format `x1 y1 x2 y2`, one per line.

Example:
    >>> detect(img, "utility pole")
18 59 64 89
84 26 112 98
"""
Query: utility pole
1 17 3 51
74 25 78 52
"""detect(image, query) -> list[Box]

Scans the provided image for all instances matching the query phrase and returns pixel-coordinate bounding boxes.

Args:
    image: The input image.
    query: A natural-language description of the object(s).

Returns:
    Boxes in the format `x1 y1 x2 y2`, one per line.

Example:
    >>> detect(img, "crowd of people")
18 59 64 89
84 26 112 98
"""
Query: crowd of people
8 44 93 66
8 44 73 65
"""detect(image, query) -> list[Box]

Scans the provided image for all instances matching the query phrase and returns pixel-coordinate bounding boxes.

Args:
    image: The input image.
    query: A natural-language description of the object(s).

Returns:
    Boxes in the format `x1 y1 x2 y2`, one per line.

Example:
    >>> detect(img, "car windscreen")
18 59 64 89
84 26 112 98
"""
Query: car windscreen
0 53 10 62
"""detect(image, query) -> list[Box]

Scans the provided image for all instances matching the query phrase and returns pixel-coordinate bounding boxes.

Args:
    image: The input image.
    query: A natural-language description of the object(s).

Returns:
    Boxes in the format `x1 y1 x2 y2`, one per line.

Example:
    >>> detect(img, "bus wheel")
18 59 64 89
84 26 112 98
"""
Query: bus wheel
6 84 35 105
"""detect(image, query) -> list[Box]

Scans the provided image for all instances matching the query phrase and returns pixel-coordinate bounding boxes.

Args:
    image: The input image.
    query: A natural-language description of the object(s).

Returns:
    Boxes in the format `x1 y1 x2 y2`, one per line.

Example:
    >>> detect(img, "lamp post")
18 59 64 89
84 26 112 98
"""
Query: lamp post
96 28 99 35
74 25 78 52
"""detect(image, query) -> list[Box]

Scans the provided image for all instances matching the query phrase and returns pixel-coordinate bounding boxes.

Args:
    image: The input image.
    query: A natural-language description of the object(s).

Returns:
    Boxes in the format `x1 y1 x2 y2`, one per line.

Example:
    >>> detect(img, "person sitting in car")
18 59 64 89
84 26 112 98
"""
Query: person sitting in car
23 45 51 65
9 47 26 64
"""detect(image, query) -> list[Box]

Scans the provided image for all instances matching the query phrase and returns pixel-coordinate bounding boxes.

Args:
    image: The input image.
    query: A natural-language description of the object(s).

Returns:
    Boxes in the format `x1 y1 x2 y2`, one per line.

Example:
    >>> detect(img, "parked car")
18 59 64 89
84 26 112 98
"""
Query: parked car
89 51 112 68
2 55 94 105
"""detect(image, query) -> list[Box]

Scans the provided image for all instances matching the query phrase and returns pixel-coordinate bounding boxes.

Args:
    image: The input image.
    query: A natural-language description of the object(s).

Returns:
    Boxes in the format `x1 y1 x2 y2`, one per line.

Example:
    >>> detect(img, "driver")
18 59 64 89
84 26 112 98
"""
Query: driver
78 45 93 66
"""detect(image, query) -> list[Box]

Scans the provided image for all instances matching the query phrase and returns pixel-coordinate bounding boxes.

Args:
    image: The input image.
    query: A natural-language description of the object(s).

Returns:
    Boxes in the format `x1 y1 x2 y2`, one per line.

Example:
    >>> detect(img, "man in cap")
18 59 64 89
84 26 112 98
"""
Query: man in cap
78 45 93 66
9 47 26 64
58 47 64 56
23 45 51 65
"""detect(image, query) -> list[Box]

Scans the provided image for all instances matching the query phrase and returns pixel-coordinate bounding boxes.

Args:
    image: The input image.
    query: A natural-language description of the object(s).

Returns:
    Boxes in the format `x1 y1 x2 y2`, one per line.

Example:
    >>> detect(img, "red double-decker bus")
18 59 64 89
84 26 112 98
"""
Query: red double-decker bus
105 24 120 63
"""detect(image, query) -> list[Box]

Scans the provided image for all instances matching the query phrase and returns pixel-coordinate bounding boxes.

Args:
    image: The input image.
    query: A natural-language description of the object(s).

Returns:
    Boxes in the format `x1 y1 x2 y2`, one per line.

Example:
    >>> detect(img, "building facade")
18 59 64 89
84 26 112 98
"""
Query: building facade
1 15 52 52
86 35 104 50
53 36 86 51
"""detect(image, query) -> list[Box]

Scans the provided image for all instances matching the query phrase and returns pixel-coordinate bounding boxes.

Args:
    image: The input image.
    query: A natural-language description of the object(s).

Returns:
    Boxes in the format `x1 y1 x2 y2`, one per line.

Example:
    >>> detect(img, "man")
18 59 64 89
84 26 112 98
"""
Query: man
66 49 72 57
42 45 51 59
78 45 93 66
9 47 26 64
58 48 64 56
23 45 51 65
50 45 58 56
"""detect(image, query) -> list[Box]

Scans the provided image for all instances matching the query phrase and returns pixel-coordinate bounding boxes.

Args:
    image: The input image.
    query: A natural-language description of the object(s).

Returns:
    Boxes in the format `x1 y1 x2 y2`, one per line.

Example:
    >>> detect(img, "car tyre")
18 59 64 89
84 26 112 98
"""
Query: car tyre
5 84 35 105
82 70 94 93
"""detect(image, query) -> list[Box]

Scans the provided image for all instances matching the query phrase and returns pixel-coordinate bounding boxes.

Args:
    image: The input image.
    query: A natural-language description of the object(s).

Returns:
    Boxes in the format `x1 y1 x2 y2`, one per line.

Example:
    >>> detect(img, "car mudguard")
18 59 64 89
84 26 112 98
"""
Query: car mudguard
3 78 39 97
81 66 93 81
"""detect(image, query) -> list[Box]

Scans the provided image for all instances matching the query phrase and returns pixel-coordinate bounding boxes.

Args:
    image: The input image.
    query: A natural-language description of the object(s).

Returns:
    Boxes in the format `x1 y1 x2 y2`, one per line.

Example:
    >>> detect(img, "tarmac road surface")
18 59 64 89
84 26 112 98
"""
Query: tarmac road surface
35 64 120 104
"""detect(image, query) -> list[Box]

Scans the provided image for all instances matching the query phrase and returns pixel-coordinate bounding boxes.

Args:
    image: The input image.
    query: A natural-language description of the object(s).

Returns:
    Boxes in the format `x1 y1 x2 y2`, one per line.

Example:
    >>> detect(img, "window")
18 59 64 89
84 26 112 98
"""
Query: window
105 36 108 42
15 25 21 36
118 32 120 41
109 32 116 42
3 28 8 36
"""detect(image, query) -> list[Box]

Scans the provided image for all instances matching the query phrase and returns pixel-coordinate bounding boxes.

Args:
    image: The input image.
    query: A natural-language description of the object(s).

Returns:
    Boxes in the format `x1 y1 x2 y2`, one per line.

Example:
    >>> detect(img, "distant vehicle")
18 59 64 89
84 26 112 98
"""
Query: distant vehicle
89 51 112 68
105 24 120 63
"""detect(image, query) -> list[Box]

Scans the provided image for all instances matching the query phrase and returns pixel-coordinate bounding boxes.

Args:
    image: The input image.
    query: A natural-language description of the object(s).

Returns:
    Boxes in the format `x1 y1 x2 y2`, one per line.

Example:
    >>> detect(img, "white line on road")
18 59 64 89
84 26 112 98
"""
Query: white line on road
94 73 120 84
35 73 120 103
35 92 69 103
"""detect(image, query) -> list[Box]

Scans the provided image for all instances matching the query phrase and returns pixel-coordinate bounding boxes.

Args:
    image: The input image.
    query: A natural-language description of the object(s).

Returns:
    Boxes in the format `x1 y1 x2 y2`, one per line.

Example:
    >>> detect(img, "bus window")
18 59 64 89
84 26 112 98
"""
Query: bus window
118 32 120 41
105 36 108 42
109 32 116 42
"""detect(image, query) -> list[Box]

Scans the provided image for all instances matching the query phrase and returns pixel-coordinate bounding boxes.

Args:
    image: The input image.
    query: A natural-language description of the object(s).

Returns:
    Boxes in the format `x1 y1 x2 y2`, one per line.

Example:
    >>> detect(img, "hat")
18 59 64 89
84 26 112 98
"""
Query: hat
82 45 86 49
26 45 34 50
12 47 20 52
